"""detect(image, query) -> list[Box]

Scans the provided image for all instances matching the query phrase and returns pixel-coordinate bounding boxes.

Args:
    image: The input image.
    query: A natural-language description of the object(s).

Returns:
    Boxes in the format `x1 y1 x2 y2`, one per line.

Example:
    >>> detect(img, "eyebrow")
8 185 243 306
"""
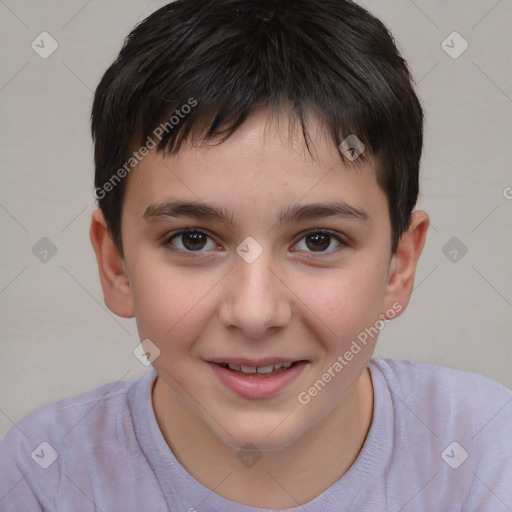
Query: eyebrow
142 199 369 226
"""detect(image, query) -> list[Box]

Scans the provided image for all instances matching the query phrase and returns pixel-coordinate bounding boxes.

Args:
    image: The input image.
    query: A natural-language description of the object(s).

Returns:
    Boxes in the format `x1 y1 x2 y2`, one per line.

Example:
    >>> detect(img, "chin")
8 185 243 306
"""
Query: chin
214 420 306 454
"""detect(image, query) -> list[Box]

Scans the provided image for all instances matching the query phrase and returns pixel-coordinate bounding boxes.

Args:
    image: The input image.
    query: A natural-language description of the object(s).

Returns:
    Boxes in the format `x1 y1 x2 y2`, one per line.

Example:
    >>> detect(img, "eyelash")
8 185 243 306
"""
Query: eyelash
164 228 348 258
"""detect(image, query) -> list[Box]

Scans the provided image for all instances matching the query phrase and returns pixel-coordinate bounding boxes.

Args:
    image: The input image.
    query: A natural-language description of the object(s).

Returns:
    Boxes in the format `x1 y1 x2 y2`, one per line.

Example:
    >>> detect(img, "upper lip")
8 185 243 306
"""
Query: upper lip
207 357 307 367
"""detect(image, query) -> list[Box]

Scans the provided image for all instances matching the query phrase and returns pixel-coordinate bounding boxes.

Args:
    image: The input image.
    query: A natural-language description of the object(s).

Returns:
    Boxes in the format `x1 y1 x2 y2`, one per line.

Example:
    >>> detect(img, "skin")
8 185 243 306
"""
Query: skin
90 108 429 509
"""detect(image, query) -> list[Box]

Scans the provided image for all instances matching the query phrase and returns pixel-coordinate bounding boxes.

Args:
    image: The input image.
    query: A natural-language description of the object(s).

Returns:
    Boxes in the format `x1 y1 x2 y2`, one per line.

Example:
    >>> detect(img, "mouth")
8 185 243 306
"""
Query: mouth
212 360 304 377
206 358 309 399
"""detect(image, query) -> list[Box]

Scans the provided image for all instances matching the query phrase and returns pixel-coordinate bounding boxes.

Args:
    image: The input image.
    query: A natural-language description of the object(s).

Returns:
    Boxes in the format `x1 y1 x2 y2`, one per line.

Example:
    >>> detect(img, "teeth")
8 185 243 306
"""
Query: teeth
256 365 274 374
226 362 295 373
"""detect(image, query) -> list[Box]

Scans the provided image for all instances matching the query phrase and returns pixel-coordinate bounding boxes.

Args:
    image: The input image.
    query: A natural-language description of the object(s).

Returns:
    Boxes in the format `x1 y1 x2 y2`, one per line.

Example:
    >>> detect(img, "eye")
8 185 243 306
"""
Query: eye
166 229 218 253
165 228 347 256
293 229 345 254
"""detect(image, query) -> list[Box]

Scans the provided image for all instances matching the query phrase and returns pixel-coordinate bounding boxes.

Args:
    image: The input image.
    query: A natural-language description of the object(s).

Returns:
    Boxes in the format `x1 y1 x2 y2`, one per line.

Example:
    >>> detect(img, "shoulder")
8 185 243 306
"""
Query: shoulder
369 357 512 465
370 357 512 409
0 373 144 459
368 358 512 509
12 373 142 441
370 357 512 429
0 371 154 509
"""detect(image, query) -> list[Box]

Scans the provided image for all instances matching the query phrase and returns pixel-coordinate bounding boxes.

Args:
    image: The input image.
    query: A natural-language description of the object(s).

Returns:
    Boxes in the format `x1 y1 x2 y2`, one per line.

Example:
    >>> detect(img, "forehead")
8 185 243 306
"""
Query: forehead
122 109 388 229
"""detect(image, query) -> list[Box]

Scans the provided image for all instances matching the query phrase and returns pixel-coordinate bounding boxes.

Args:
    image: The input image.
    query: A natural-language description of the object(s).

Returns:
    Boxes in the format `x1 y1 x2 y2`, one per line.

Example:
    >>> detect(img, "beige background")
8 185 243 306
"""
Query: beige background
0 0 511 440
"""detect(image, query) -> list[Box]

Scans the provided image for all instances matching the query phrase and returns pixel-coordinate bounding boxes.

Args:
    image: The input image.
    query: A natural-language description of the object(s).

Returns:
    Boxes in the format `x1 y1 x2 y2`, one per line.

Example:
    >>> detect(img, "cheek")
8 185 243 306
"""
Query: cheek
304 263 388 351
128 256 217 343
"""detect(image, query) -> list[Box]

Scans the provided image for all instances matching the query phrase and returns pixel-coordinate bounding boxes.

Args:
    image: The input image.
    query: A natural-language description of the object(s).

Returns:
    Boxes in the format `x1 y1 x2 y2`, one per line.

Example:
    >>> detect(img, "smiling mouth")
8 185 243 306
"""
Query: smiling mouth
213 361 306 377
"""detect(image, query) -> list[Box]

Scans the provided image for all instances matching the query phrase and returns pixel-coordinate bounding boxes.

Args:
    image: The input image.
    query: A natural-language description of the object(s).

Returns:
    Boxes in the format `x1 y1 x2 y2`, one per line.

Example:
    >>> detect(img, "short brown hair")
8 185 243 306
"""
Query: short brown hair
91 0 423 255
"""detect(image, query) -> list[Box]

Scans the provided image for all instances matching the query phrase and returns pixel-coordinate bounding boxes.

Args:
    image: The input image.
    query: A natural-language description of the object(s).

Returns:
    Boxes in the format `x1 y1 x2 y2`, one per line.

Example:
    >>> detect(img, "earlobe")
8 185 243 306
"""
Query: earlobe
382 210 429 318
89 209 135 318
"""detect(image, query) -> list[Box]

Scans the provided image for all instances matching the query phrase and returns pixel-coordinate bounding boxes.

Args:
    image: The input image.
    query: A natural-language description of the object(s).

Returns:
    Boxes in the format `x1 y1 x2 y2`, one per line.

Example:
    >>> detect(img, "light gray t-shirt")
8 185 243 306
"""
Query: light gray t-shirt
1 358 511 511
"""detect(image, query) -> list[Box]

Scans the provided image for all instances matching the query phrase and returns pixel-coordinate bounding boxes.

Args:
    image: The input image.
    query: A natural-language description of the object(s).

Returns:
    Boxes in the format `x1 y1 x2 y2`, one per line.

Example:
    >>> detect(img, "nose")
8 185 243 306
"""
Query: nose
218 247 292 339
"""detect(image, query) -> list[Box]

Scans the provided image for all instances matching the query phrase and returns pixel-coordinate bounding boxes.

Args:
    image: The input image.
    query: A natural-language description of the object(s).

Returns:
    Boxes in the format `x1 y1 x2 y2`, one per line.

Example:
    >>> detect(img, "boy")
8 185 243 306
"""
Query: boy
1 0 511 510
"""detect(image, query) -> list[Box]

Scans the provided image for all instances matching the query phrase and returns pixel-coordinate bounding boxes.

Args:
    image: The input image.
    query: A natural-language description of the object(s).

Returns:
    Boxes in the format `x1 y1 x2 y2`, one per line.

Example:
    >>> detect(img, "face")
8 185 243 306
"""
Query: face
112 109 407 452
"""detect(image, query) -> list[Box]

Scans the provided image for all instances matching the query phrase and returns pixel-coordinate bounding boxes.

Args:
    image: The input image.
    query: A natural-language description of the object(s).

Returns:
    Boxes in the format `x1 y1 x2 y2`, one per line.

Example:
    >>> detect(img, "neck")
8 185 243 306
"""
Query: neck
152 367 374 509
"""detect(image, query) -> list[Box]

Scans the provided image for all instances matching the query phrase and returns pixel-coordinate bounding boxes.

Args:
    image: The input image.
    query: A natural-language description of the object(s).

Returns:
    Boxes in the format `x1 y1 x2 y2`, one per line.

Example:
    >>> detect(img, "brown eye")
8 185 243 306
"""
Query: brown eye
305 232 331 251
167 229 215 252
294 230 345 254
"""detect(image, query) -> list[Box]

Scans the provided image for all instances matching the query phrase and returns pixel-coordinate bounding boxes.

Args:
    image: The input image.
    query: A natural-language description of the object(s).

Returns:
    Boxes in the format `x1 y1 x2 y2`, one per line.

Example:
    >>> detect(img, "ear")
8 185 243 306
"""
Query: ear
89 208 135 318
381 210 429 318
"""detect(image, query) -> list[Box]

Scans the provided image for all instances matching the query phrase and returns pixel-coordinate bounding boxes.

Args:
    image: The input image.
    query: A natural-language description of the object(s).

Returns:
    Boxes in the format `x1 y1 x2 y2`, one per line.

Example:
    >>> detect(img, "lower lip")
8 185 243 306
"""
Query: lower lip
207 361 308 399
